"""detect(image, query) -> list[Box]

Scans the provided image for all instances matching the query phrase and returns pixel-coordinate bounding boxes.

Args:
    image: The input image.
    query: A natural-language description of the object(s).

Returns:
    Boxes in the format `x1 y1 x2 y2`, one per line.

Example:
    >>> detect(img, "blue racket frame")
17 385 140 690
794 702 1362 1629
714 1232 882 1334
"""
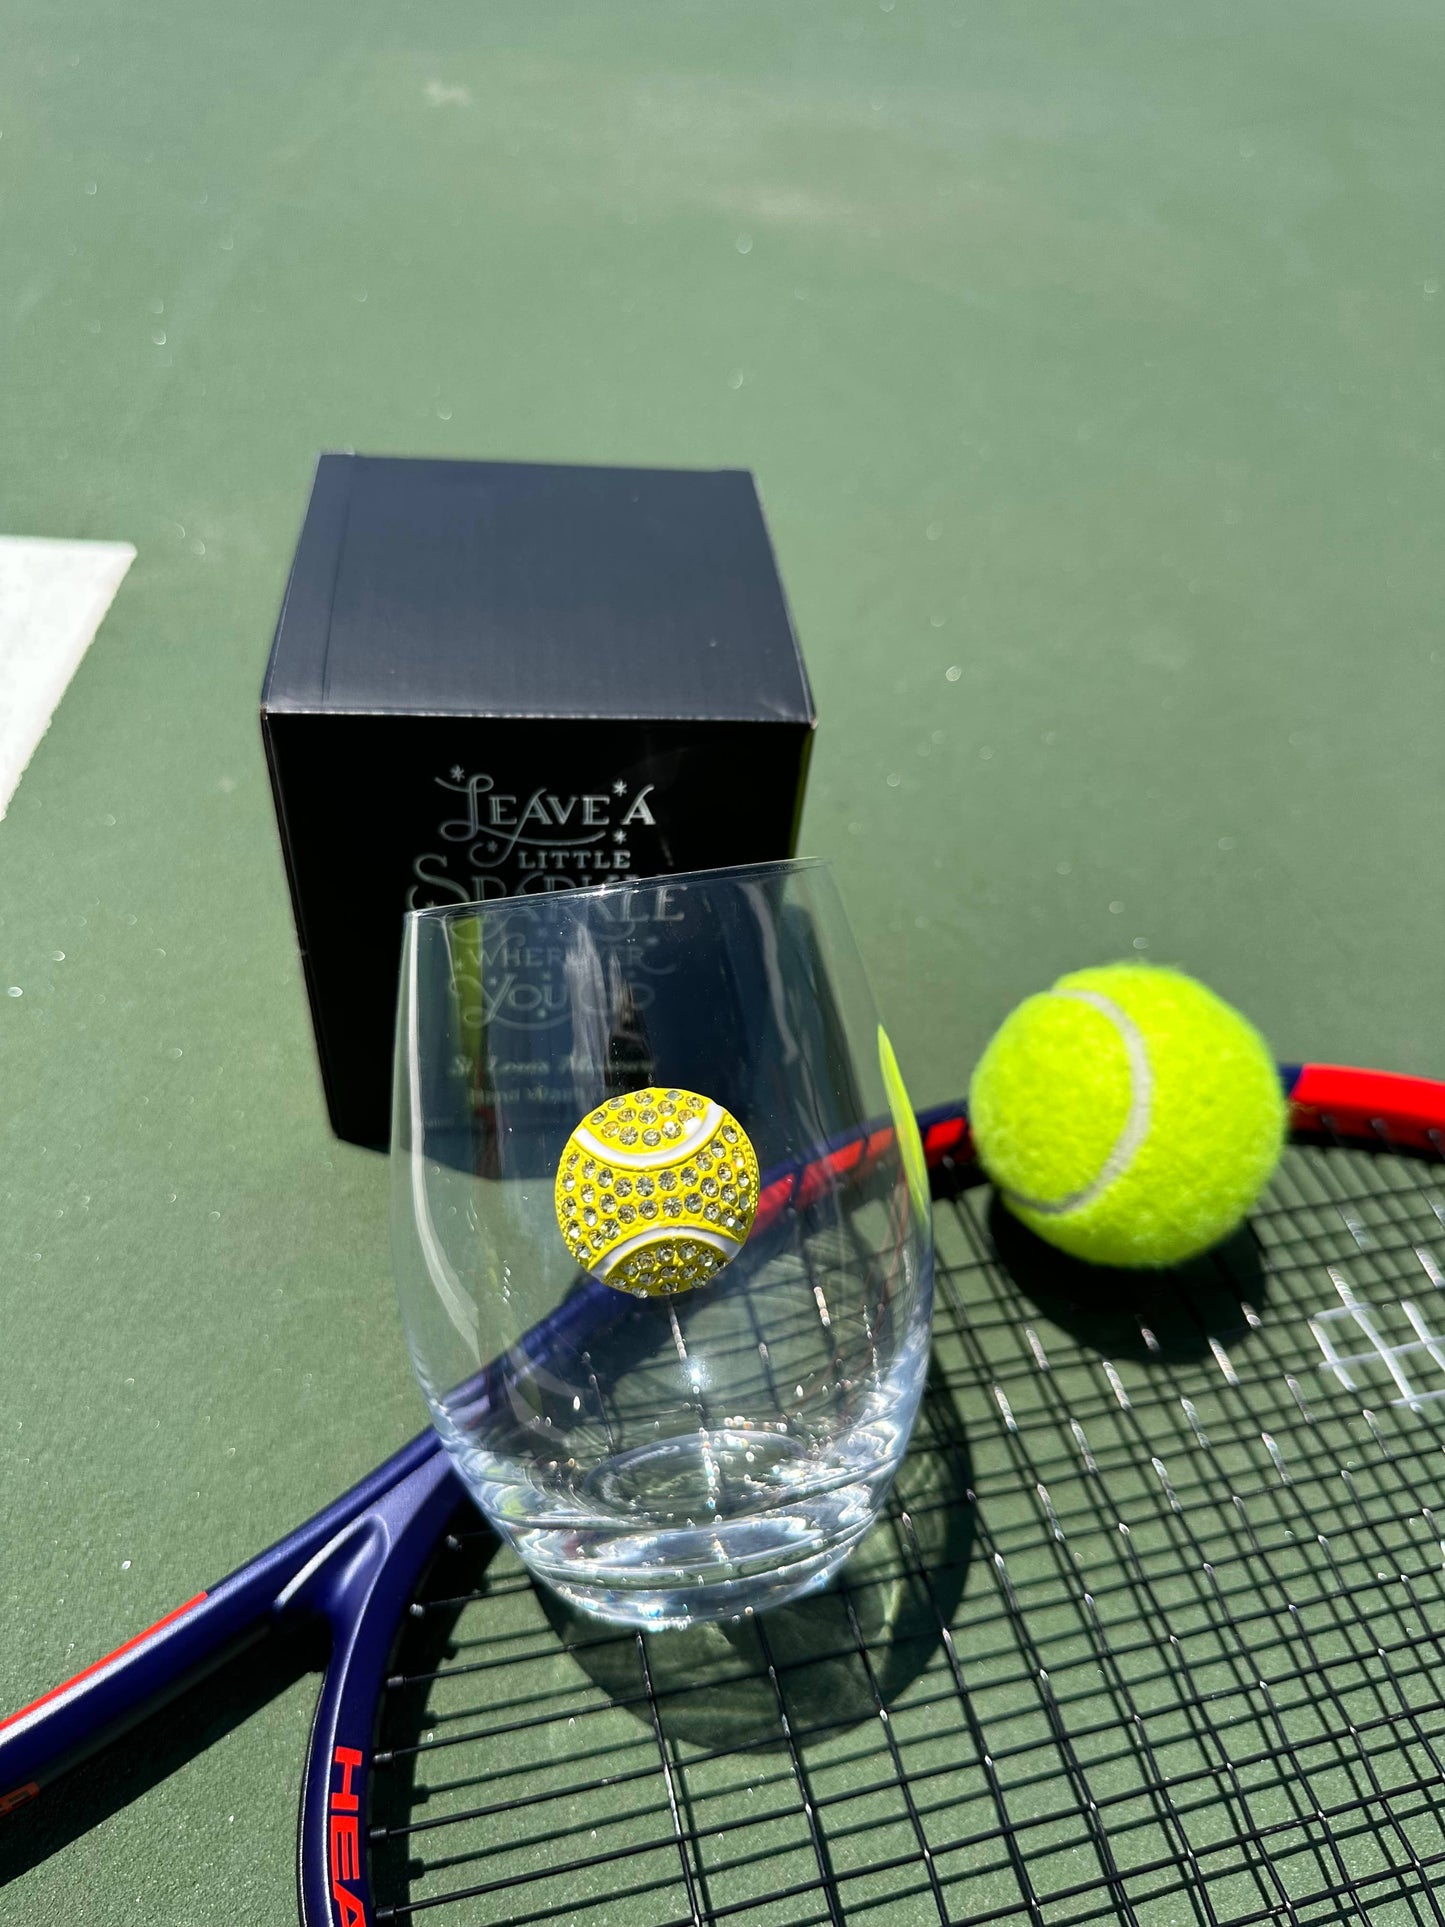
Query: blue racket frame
0 1097 975 1924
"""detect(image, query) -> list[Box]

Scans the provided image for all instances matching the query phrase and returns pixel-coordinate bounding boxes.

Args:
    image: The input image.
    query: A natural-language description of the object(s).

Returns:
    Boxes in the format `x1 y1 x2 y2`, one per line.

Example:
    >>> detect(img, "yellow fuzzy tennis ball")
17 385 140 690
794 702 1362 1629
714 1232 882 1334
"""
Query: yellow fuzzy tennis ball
969 964 1286 1268
554 1086 760 1296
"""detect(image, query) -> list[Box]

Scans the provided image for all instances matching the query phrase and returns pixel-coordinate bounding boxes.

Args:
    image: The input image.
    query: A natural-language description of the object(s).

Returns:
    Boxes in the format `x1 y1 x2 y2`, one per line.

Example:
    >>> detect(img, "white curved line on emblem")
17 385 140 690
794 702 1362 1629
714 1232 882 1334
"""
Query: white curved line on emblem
595 1223 742 1277
572 1103 725 1170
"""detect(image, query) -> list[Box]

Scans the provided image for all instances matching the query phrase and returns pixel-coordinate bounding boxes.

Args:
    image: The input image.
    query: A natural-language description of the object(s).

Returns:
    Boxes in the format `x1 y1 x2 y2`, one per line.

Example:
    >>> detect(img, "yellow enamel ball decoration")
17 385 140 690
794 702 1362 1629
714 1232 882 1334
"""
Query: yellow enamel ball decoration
555 1087 760 1296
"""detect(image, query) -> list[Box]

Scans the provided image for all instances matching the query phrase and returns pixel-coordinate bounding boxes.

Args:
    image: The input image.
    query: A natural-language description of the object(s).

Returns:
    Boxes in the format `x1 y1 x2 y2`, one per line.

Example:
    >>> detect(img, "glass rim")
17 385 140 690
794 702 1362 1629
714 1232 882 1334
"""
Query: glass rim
403 855 829 924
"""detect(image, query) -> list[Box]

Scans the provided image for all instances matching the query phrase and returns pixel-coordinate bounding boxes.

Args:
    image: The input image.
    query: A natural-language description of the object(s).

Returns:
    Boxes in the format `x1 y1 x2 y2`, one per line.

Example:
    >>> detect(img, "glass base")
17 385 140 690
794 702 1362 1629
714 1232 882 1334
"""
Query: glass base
480 1431 903 1629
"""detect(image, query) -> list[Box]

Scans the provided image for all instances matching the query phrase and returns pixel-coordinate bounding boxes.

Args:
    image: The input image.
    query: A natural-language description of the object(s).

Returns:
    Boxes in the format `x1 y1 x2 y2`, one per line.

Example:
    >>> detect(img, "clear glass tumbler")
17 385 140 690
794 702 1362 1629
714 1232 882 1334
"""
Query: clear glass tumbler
390 859 933 1627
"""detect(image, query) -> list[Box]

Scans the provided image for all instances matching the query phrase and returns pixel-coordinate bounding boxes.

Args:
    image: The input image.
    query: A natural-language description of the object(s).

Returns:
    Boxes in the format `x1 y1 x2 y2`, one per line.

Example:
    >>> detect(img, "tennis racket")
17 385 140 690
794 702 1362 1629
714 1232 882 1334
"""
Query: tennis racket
4 1063 1444 1927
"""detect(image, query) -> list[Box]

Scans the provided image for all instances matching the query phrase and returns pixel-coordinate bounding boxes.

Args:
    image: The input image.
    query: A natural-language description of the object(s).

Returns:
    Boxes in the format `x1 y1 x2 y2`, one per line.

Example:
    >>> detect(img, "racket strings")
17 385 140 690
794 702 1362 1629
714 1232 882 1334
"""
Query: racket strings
370 1130 1445 1927
1128 1138 1445 1924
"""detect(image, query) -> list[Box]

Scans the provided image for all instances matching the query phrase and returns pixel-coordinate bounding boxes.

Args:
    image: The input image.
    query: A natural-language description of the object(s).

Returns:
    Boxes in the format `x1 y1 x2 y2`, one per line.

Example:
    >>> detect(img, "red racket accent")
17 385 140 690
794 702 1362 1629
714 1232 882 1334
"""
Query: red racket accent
922 1111 973 1166
793 1156 840 1215
1289 1064 1445 1155
756 1176 793 1222
0 1593 209 1735
755 1115 978 1228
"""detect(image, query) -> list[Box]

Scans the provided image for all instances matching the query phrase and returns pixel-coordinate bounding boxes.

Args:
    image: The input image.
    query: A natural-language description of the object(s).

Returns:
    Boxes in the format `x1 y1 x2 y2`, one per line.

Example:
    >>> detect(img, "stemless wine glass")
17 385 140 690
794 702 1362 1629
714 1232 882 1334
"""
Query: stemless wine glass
391 858 933 1628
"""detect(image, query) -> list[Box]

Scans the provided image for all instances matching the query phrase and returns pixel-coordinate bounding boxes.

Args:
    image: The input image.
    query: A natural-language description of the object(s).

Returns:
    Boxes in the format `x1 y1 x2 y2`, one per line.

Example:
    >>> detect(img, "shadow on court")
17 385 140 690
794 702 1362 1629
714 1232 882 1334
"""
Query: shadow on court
370 1360 975 1835
368 1374 977 1907
537 1359 976 1751
985 1190 1270 1364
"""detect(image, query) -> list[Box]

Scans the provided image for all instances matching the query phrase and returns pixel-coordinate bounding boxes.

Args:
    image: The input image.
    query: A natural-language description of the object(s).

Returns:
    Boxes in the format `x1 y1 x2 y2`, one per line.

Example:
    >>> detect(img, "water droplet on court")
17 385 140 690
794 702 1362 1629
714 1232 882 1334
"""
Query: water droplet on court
945 665 961 682
735 234 753 255
51 950 65 962
6 986 21 998
83 180 97 195
1109 901 1124 914
727 368 744 389
151 331 166 345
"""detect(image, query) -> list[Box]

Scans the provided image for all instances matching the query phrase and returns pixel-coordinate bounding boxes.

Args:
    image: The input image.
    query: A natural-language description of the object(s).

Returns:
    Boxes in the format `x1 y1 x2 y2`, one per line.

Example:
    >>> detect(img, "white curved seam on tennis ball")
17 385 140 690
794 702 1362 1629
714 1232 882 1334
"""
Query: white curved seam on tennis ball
572 1103 725 1170
595 1223 742 1277
1003 988 1154 1217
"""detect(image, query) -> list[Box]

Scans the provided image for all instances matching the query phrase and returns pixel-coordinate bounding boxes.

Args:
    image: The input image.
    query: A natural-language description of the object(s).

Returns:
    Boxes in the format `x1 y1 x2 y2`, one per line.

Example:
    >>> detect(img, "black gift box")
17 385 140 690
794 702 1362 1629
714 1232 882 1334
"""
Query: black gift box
261 454 815 1150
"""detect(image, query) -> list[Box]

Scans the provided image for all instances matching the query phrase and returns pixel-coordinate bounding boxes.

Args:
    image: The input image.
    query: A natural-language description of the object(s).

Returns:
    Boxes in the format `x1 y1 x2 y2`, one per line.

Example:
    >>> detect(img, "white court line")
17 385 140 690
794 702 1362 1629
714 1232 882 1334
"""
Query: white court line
0 535 136 820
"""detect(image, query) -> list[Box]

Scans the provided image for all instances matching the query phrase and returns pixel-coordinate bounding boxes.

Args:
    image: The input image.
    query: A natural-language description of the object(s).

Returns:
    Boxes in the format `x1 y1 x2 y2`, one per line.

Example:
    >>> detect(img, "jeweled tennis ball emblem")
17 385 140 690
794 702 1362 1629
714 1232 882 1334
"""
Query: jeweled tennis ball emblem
555 1087 760 1296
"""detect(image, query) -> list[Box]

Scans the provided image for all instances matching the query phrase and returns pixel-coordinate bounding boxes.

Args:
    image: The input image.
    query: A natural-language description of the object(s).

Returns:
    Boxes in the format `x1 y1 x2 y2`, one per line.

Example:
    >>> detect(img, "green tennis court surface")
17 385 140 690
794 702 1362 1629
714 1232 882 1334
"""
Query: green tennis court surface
3 2 1443 1921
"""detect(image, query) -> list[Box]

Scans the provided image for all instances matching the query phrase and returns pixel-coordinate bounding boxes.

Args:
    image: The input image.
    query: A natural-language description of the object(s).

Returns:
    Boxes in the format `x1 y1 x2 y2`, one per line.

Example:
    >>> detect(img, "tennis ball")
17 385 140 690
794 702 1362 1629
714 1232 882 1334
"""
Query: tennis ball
969 964 1286 1268
555 1086 760 1296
